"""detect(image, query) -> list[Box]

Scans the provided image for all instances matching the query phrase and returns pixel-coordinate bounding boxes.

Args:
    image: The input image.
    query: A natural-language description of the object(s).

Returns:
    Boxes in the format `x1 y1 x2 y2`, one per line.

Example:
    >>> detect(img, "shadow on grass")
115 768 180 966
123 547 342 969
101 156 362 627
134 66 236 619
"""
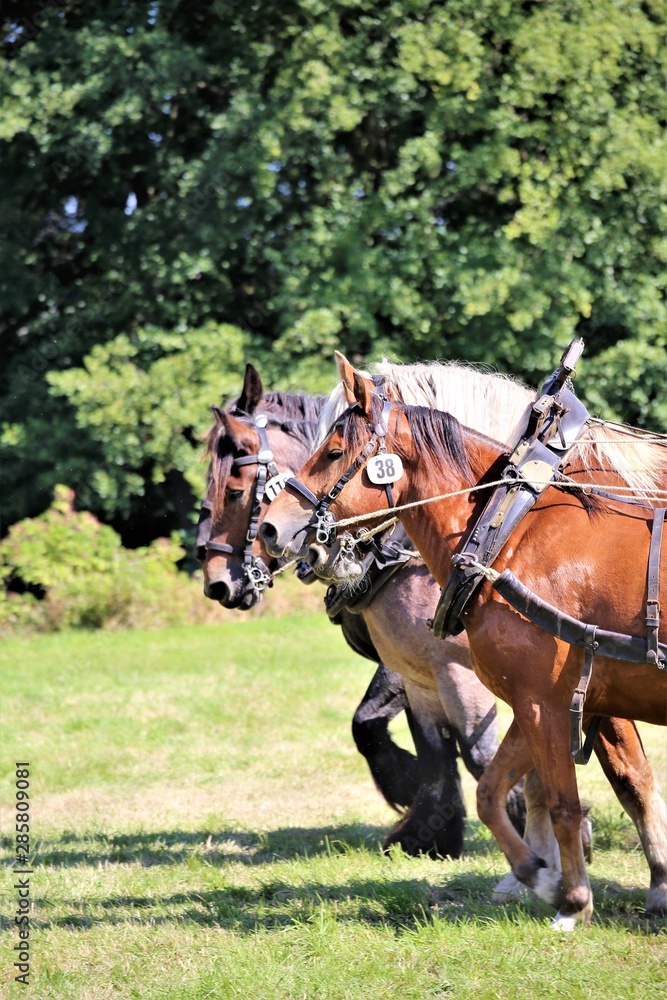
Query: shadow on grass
16 818 497 870
6 869 663 937
4 817 661 937
23 824 389 868
5 871 541 933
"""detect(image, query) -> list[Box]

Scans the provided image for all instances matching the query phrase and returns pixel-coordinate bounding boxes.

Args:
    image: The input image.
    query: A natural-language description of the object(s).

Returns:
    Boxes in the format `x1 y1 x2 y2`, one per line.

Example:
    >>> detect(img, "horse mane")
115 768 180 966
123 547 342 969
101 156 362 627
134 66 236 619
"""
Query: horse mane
228 390 327 427
317 359 667 501
337 398 477 487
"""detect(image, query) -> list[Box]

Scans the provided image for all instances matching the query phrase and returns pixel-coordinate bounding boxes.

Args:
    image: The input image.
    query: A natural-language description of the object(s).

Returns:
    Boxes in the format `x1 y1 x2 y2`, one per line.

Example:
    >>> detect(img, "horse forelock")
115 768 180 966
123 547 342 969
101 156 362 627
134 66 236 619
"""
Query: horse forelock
204 422 236 514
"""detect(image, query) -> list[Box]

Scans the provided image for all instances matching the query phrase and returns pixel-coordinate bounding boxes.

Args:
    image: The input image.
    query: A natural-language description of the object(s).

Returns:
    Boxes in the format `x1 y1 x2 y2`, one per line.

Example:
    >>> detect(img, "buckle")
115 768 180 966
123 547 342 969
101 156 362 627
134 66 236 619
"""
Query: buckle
315 510 336 545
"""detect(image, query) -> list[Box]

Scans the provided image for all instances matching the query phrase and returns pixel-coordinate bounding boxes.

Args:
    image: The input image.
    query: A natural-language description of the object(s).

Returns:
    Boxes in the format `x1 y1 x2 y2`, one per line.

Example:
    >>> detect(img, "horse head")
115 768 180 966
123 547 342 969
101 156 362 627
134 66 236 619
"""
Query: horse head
201 363 316 608
260 356 412 576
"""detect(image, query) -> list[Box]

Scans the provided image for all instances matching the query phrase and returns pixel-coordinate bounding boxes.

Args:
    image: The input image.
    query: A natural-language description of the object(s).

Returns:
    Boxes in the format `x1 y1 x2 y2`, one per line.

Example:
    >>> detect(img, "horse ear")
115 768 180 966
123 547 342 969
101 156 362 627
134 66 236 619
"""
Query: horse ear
352 371 375 418
237 363 264 414
335 351 357 405
211 406 247 444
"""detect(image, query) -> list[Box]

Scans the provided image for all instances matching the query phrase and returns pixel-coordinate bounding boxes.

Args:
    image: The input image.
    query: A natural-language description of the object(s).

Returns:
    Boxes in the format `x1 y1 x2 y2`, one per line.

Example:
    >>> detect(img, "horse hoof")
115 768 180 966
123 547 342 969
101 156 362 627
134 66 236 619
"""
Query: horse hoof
491 872 531 904
532 867 562 907
645 885 667 917
551 898 593 930
551 913 577 931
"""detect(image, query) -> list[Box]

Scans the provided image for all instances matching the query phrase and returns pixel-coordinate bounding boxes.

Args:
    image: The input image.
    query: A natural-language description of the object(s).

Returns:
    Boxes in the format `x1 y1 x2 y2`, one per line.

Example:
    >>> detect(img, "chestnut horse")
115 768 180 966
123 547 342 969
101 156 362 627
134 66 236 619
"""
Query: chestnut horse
261 360 667 928
201 365 523 860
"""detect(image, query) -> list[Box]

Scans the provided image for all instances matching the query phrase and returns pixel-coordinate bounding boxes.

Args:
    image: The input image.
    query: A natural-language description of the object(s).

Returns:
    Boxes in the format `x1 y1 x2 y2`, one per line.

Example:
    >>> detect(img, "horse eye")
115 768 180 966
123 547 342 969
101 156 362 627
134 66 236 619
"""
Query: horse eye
226 488 244 502
327 449 344 461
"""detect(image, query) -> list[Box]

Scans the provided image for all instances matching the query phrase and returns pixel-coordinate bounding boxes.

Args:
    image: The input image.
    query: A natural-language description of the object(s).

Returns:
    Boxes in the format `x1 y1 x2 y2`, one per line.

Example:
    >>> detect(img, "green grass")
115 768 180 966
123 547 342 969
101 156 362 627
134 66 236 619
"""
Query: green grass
1 616 665 999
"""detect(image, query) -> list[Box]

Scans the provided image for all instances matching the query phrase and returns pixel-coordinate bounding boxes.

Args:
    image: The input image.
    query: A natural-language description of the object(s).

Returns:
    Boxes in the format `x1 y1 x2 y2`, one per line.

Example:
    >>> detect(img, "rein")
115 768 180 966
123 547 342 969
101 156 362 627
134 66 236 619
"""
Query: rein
326 474 667 535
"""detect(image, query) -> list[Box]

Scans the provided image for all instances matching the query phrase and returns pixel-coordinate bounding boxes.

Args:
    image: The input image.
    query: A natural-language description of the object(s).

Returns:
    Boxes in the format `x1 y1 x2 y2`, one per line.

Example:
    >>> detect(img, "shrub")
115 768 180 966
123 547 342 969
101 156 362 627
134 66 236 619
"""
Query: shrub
0 486 192 632
0 486 323 634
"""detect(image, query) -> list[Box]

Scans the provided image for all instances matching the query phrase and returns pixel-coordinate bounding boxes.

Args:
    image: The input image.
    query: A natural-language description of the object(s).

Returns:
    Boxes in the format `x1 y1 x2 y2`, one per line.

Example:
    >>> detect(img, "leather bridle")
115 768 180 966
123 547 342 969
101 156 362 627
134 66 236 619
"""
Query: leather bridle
202 413 284 598
283 399 396 546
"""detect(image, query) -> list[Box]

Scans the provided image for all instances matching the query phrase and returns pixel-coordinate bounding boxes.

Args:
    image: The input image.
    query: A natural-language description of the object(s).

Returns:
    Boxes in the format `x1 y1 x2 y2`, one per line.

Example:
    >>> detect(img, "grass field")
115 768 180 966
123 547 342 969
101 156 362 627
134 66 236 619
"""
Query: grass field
1 613 666 999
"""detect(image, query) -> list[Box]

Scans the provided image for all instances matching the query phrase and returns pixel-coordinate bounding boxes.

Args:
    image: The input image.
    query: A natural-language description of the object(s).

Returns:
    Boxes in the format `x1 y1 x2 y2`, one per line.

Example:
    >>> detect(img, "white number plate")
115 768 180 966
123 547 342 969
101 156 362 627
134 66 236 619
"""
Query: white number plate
367 454 404 485
265 473 290 502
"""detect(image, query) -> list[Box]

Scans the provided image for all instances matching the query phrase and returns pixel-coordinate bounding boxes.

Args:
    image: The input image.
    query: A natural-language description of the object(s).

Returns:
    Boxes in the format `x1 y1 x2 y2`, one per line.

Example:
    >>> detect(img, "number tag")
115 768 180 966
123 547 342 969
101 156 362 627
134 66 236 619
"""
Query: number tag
367 454 404 485
265 473 290 502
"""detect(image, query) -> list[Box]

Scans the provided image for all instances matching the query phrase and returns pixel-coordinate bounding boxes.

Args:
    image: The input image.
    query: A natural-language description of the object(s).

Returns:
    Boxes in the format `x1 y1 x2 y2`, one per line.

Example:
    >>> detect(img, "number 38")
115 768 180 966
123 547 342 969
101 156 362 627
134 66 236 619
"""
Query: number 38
367 453 404 485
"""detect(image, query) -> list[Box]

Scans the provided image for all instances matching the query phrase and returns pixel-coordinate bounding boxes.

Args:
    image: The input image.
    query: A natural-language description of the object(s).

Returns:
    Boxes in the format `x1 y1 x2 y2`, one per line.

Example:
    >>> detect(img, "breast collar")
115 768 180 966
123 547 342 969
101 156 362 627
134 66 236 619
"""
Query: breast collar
203 414 284 596
283 399 395 545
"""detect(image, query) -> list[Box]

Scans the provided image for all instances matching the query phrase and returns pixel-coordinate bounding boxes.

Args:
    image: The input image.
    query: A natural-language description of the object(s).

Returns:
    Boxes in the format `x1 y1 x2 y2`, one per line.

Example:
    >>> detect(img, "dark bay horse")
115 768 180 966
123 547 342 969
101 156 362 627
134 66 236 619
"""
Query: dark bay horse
261 358 667 928
202 365 526 864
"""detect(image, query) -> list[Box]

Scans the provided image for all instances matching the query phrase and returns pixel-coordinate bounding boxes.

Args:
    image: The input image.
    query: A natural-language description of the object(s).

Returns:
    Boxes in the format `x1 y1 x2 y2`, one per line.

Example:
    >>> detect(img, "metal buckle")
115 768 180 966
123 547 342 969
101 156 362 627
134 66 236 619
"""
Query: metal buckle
244 560 271 592
315 510 336 545
339 532 357 562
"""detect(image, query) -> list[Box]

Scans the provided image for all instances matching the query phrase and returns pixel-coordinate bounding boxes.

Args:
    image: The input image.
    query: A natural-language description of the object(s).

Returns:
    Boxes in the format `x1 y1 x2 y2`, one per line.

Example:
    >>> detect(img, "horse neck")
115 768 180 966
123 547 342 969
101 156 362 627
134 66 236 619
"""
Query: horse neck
398 425 503 588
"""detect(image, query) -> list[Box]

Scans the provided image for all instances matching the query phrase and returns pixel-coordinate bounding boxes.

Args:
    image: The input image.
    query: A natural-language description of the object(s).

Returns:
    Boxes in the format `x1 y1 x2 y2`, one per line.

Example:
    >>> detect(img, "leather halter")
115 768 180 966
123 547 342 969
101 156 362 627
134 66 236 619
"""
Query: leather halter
284 400 395 546
203 414 282 597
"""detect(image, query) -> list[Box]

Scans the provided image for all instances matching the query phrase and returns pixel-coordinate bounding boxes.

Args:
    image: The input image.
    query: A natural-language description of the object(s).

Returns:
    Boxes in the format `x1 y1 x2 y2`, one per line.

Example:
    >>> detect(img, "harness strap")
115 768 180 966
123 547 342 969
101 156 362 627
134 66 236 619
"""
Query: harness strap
568 625 600 764
206 540 243 556
646 507 666 665
285 478 321 506
204 413 279 594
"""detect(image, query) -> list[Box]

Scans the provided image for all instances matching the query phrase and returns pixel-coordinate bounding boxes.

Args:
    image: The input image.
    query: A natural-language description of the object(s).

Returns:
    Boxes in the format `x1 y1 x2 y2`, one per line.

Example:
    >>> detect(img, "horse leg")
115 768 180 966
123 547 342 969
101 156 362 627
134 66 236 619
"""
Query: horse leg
492 768 559 902
383 679 466 859
513 705 594 929
476 718 550 890
351 662 421 811
433 647 526 836
337 610 421 810
594 717 667 916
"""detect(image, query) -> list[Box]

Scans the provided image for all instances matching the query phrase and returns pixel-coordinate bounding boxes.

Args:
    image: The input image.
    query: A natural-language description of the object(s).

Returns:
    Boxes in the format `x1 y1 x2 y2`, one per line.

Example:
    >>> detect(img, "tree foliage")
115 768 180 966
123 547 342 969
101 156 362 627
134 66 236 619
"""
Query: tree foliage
1 0 665 537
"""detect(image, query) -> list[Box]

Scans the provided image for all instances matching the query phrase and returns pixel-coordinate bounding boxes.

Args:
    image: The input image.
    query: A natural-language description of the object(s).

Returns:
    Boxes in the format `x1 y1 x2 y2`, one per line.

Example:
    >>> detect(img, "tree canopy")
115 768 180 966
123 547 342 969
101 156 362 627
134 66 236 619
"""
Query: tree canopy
1 0 665 540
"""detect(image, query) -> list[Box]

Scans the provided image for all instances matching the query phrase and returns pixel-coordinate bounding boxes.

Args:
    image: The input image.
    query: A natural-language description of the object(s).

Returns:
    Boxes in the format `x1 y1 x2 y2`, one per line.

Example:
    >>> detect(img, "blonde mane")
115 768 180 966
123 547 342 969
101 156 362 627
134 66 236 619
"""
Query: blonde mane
316 359 667 500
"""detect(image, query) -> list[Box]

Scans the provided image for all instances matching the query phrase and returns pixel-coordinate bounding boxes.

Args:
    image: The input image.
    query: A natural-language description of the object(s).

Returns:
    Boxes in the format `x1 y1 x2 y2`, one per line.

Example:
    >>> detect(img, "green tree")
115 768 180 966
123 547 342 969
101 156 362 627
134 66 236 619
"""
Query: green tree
1 0 665 535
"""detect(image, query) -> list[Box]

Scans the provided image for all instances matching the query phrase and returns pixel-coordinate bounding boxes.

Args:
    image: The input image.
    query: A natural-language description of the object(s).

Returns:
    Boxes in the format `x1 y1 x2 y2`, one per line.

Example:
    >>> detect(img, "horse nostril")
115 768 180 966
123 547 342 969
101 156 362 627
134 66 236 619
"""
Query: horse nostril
206 581 231 604
259 520 278 552
307 545 325 569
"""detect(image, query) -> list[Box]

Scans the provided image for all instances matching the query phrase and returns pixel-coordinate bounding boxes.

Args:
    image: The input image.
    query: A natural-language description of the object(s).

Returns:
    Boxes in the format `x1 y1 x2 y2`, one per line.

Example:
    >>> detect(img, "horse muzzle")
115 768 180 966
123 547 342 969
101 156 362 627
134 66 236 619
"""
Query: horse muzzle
260 518 311 559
